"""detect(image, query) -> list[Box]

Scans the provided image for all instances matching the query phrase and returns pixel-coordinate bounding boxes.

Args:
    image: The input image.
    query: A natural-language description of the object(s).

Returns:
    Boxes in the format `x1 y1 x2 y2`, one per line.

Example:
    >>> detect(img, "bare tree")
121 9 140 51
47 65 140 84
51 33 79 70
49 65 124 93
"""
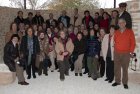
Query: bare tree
47 0 100 10
9 0 51 10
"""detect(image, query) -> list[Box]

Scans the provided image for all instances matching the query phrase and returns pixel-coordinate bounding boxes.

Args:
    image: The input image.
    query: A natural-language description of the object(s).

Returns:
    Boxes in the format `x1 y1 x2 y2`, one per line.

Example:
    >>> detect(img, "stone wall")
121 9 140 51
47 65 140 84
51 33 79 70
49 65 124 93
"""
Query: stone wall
0 6 114 62
127 0 140 70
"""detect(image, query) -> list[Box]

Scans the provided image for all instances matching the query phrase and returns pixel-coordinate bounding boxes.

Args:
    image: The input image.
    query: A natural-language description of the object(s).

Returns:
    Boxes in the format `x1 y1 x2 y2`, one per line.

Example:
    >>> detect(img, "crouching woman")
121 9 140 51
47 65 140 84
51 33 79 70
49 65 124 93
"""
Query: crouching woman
3 34 29 85
55 30 74 81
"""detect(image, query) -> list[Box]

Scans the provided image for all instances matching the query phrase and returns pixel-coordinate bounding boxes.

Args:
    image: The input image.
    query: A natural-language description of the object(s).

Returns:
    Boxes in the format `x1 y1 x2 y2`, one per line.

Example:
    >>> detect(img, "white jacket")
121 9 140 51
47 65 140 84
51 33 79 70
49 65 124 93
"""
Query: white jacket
102 34 114 61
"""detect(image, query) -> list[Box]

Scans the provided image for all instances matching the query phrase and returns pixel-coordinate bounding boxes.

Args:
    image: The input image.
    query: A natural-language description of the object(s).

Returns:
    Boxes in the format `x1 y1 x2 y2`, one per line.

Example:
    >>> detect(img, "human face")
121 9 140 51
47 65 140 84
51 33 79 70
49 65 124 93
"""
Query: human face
27 28 33 36
100 29 106 37
12 37 18 44
39 33 45 39
94 24 99 30
119 7 126 13
110 27 115 36
60 31 66 39
12 23 17 32
74 27 79 35
18 11 23 18
47 28 52 34
118 19 126 29
85 12 89 17
90 30 95 36
112 11 118 18
77 34 82 40
36 11 40 16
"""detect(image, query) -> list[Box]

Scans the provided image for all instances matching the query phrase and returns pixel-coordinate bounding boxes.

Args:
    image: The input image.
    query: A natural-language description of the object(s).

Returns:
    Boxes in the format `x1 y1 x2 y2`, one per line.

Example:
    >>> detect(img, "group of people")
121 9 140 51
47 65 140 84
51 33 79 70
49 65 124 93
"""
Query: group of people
3 2 136 89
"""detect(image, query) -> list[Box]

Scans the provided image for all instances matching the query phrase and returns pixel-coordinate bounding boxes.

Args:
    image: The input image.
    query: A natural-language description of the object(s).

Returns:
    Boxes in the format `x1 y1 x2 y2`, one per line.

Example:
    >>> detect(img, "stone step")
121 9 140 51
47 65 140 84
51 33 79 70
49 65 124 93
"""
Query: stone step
0 63 15 85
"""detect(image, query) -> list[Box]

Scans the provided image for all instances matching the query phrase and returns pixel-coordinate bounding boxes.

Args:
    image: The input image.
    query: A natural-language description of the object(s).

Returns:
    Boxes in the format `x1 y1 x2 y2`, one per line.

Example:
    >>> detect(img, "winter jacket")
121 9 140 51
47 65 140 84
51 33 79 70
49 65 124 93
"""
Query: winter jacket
86 36 100 57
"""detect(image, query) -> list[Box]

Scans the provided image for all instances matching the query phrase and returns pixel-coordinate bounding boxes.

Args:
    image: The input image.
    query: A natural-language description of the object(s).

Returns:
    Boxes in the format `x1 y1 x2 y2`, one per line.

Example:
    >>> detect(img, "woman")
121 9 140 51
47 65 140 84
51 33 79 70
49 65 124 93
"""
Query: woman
55 30 74 81
4 34 29 85
73 32 86 76
100 12 110 33
36 31 49 76
102 25 115 83
5 22 18 43
98 28 106 77
46 28 56 72
87 29 100 80
20 27 40 79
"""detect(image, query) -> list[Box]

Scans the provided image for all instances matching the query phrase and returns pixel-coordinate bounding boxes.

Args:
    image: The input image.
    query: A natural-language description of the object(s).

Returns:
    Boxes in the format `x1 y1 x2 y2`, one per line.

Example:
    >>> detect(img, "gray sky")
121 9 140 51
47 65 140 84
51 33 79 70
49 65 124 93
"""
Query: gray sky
0 0 130 8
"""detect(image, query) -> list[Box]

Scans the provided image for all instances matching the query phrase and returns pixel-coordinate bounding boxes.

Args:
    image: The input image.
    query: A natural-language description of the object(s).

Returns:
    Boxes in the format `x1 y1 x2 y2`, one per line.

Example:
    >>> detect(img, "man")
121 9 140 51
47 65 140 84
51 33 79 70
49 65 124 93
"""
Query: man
32 11 44 25
14 11 25 25
46 13 58 27
71 8 81 27
119 2 132 29
24 12 33 26
112 18 136 89
58 10 70 27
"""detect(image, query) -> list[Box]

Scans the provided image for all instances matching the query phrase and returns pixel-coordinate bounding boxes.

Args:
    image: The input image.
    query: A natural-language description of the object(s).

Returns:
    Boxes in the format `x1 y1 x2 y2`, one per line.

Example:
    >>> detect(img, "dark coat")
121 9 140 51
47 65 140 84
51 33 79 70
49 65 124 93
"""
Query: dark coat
86 36 100 57
20 35 40 58
73 38 86 55
82 16 94 29
32 15 44 25
3 41 19 72
14 16 25 25
119 11 132 29
58 15 70 27
46 19 58 27
24 17 33 25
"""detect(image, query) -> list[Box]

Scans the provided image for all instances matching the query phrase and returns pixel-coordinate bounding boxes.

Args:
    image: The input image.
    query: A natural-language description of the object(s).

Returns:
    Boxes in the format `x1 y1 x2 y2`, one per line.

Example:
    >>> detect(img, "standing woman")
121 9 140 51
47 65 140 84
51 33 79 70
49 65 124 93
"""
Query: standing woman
55 30 74 81
98 28 106 77
4 34 29 85
102 25 115 83
20 27 40 79
73 32 86 76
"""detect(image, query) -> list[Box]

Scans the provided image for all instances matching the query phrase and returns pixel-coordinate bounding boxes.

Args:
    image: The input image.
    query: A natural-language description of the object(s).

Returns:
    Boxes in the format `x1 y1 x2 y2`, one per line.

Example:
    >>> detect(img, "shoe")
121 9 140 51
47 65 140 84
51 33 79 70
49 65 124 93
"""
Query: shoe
18 81 29 85
75 73 78 76
27 76 31 79
123 84 128 89
112 82 120 86
93 78 97 80
60 78 65 81
79 73 82 76
88 75 91 78
108 80 113 83
83 72 88 74
44 73 48 76
105 78 109 81
33 75 36 78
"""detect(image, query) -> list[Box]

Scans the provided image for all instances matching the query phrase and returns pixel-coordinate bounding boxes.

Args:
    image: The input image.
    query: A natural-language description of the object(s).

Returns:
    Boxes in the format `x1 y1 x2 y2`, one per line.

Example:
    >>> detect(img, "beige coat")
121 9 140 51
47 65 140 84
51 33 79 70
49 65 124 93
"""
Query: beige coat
55 38 74 61
36 38 49 68
102 34 114 61
70 14 82 26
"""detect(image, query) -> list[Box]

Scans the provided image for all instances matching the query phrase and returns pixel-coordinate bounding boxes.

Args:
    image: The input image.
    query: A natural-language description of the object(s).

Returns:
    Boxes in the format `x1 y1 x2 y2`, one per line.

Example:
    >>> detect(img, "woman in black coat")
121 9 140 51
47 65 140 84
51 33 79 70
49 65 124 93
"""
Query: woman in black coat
20 27 40 79
3 34 29 85
73 32 86 76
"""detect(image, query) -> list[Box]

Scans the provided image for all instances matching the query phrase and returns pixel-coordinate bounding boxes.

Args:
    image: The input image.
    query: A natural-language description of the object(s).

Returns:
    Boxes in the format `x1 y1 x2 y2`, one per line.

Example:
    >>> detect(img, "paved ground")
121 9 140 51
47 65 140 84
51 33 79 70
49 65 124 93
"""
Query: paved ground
0 69 140 94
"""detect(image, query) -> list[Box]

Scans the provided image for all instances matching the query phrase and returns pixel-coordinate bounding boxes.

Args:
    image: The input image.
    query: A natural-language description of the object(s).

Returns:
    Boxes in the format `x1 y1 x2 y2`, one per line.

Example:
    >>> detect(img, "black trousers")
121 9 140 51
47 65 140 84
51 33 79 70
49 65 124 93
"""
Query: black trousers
58 58 70 79
106 57 114 81
83 54 89 73
26 55 36 77
99 56 105 77
38 60 48 75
